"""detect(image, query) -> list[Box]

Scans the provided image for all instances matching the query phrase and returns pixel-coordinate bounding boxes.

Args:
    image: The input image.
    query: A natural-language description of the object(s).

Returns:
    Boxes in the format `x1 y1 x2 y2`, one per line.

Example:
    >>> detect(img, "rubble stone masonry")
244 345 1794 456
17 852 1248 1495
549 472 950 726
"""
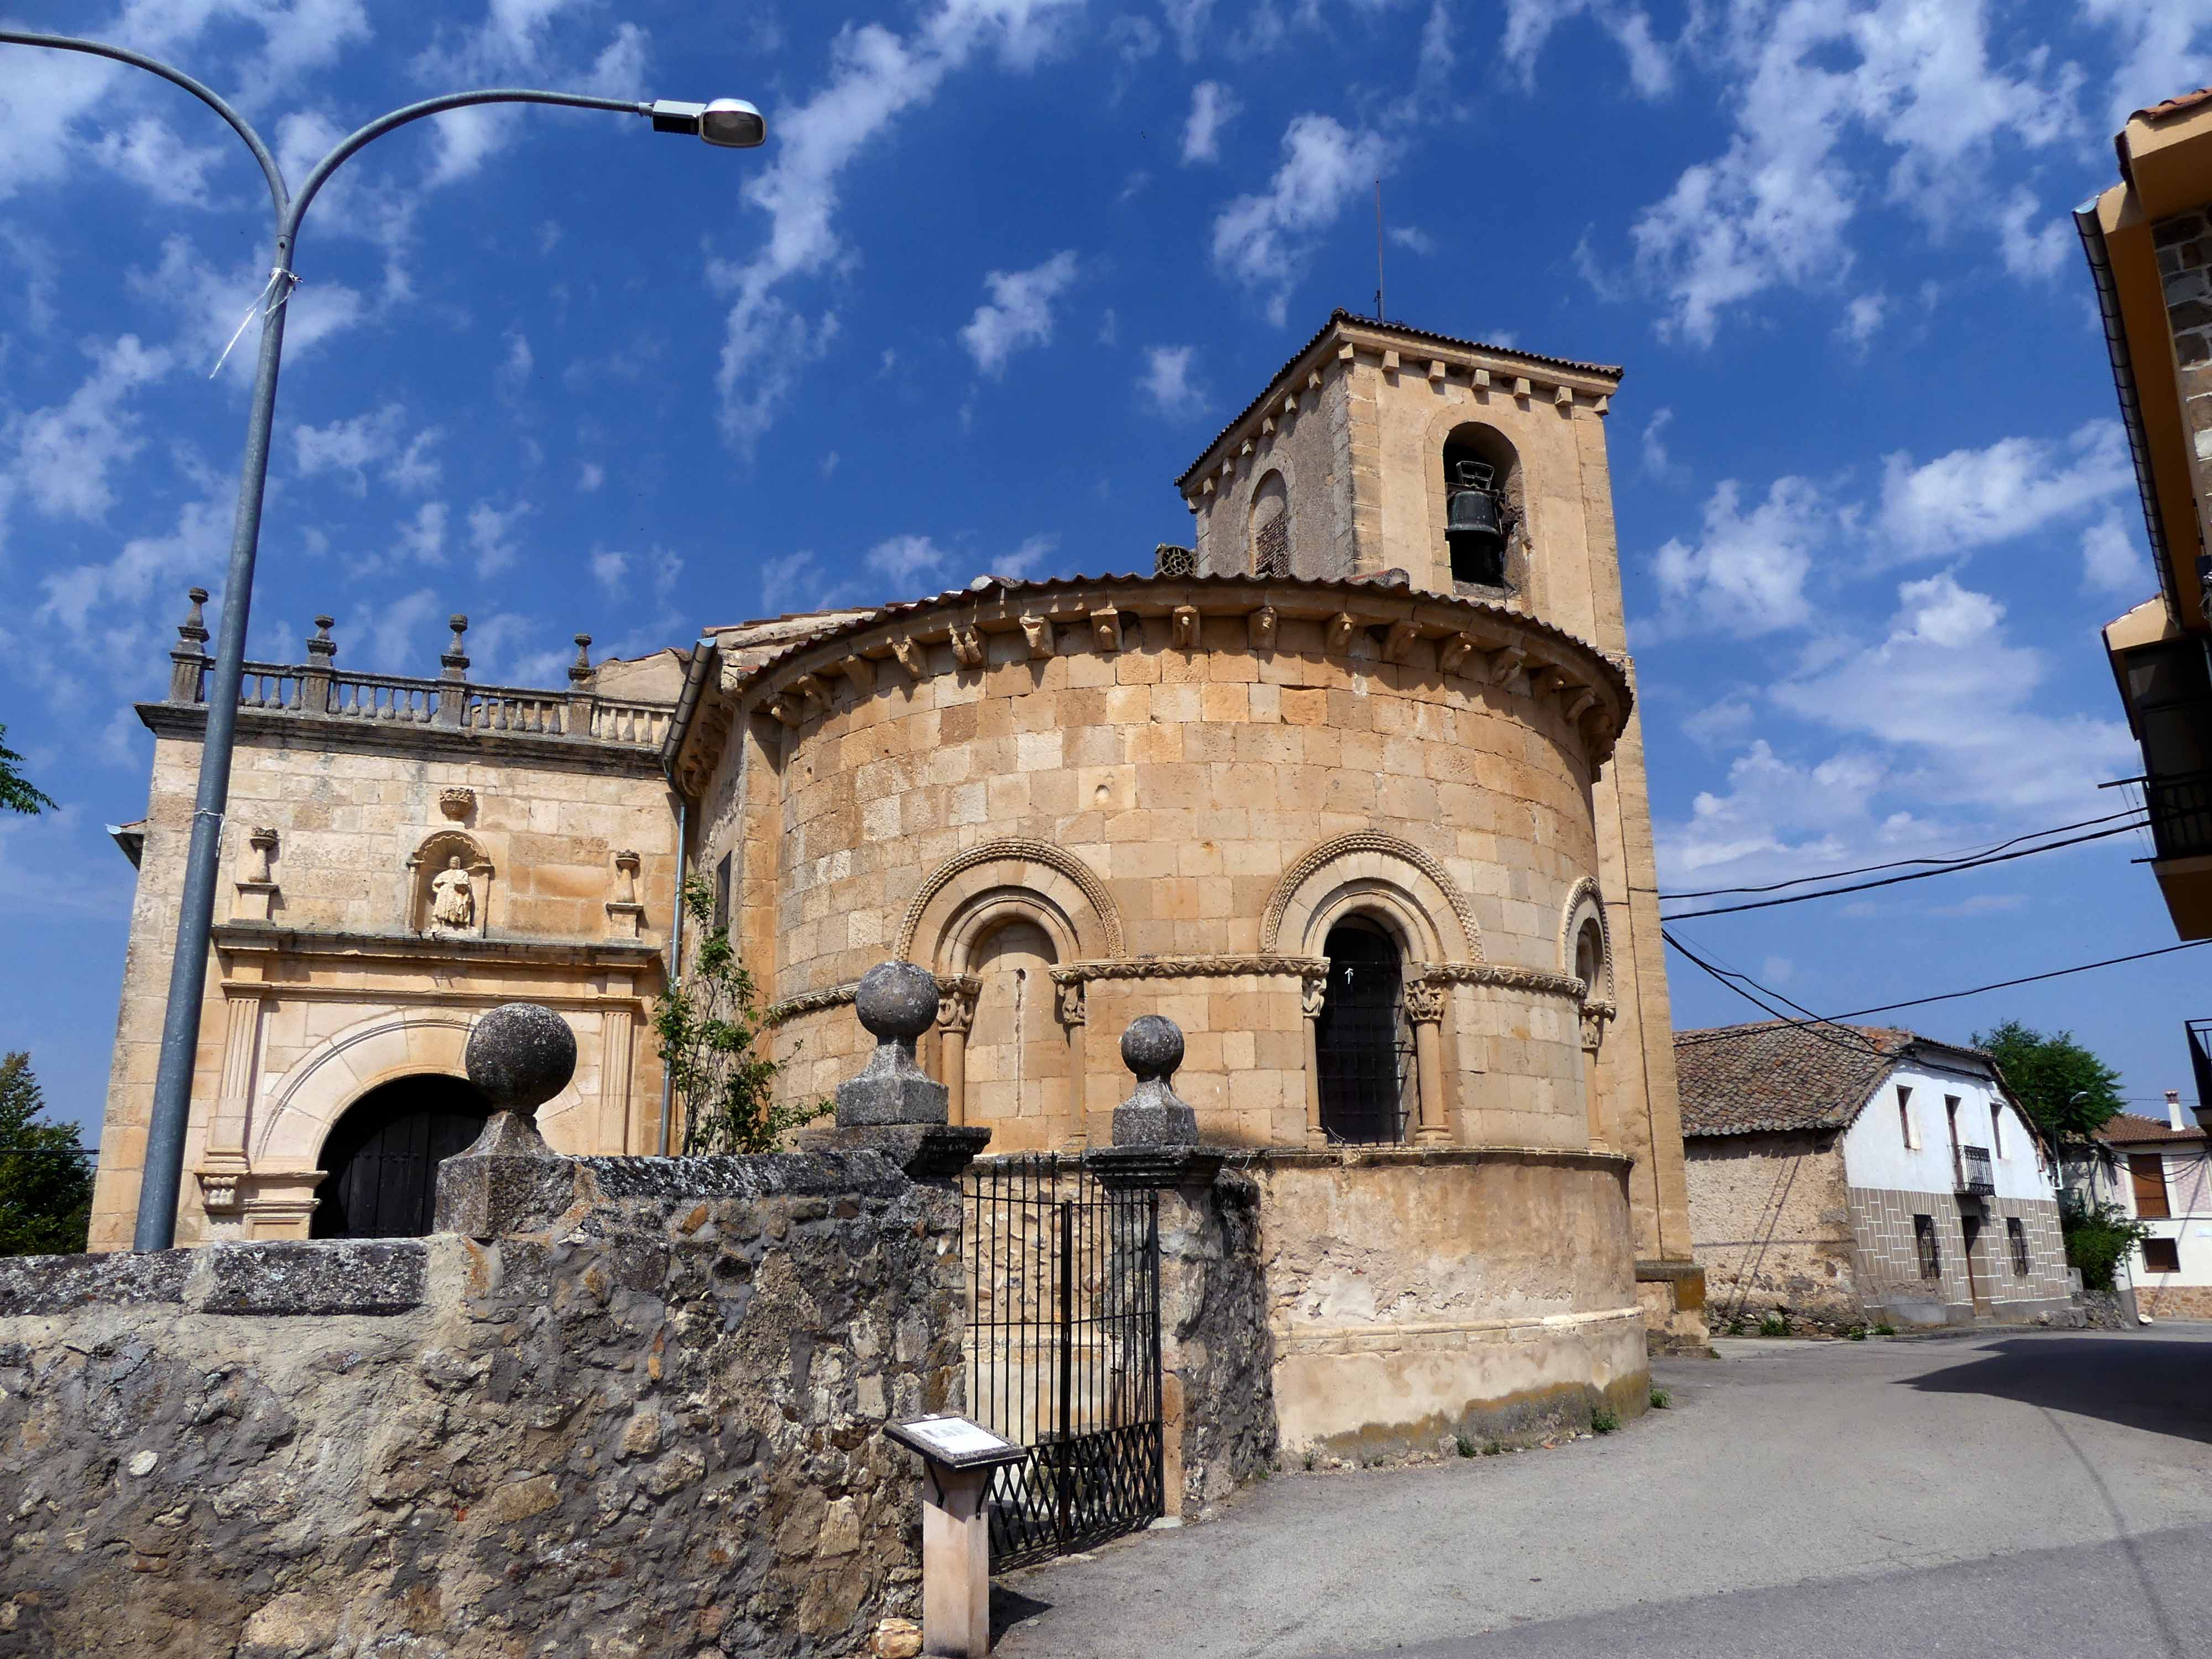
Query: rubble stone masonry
0 1151 960 1658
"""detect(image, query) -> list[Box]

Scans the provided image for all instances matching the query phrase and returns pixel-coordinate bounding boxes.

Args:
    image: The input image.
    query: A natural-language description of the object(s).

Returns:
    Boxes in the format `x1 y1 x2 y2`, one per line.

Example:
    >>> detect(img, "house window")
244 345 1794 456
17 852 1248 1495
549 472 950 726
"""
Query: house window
2131 1152 2172 1219
2007 1217 2029 1276
1897 1086 1917 1150
1914 1214 1940 1280
2143 1237 2182 1274
1990 1101 2004 1159
1944 1095 1961 1152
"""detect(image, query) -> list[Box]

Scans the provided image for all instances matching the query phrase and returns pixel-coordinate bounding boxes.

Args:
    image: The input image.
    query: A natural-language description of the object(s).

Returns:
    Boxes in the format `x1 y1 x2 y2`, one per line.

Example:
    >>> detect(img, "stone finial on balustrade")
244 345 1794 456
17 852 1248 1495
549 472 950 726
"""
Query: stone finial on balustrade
1113 1015 1199 1147
169 586 211 702
302 615 337 713
567 633 595 732
833 962 990 1181
437 614 469 727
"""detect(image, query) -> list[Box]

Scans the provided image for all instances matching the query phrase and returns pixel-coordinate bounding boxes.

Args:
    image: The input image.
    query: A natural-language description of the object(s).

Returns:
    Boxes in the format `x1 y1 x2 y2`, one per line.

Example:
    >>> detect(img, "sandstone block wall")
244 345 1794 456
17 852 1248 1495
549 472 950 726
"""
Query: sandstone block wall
2 1152 960 1658
1848 1187 2072 1326
1250 1147 1646 1458
96 721 677 1248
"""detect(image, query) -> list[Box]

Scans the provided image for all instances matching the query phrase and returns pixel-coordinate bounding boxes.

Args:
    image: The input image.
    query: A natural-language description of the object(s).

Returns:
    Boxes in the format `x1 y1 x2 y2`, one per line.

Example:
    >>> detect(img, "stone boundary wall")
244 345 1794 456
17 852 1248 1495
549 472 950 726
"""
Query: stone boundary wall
2137 1284 2212 1320
1683 1131 1858 1330
0 1151 961 1659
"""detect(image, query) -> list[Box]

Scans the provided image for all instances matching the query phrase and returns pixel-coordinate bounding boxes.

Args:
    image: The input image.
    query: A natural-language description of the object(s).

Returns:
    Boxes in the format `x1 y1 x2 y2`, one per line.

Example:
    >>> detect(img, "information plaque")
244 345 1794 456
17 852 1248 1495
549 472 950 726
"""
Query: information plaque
885 1415 1026 1470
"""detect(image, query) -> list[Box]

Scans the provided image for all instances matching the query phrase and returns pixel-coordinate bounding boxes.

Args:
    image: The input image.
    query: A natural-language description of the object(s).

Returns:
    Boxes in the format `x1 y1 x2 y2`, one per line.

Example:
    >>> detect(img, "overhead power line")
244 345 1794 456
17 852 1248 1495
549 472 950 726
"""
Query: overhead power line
1669 934 2212 1046
1656 807 2152 901
1663 929 1887 1057
1659 818 2148 920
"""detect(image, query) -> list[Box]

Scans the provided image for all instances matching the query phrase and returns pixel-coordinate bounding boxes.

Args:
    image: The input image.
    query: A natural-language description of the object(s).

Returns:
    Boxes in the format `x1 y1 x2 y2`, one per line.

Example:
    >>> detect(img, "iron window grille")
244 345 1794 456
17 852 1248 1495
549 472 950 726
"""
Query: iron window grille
1914 1213 1940 1281
2007 1217 2029 1276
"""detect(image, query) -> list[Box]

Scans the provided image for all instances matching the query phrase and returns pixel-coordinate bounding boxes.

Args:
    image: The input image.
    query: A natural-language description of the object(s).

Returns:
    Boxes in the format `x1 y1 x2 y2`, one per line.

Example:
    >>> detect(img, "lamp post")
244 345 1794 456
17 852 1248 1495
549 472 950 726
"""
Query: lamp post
0 30 764 1251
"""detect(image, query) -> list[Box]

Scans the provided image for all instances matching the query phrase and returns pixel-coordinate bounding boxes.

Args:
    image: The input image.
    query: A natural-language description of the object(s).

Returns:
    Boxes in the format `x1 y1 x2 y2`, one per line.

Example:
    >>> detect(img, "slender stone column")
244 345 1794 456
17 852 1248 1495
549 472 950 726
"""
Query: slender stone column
1300 970 1327 1145
598 1004 635 1154
1405 979 1448 1143
935 982 975 1128
1580 1002 1613 1153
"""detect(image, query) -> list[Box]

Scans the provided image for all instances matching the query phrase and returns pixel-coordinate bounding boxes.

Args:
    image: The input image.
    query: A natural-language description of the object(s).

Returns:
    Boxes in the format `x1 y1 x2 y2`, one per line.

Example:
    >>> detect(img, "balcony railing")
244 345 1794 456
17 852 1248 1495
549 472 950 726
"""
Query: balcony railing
163 597 672 753
2141 769 2212 862
1954 1144 1994 1196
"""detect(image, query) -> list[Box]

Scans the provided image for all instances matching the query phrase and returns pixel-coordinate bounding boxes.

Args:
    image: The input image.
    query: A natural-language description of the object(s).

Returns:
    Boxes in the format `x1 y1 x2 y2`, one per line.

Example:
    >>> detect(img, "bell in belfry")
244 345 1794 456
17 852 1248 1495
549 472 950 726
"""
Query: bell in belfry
1446 458 1506 586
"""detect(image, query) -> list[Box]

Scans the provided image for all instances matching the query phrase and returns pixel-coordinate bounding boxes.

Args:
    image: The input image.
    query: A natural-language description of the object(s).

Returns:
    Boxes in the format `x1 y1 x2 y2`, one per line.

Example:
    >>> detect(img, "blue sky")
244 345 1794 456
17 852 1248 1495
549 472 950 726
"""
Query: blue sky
4 0 2211 1135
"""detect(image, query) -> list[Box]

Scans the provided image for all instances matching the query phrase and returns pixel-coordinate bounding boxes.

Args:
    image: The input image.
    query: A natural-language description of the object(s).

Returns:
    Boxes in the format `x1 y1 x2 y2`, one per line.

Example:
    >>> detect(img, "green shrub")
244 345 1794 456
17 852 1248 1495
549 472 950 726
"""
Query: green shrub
1590 1406 1620 1434
2061 1196 2153 1293
1844 1324 1867 1342
1455 1433 1477 1458
1757 1312 1790 1338
1649 1387 1672 1410
1872 1321 1896 1337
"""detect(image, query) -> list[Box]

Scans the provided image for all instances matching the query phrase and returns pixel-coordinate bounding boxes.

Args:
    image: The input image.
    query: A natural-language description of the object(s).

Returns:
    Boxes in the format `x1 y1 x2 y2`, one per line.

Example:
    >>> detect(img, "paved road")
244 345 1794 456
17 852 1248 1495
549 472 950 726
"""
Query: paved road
993 1328 2212 1659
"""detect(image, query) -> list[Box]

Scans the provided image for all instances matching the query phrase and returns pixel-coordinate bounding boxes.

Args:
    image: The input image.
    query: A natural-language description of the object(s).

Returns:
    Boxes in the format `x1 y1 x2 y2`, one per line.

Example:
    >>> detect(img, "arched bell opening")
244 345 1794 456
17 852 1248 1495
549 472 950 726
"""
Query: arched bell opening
1249 470 1292 579
310 1073 491 1239
1314 919 1414 1144
1441 424 1522 593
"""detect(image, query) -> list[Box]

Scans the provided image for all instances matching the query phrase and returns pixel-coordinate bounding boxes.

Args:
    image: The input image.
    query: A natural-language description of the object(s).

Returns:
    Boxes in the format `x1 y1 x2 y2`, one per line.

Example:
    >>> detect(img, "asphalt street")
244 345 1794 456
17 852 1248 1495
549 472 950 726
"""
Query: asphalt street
992 1327 2212 1659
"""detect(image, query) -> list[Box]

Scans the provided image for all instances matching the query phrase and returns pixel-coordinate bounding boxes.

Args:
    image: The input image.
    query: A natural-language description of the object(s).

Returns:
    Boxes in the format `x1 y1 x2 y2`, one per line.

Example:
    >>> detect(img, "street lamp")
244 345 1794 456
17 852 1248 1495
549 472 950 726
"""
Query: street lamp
0 30 765 1251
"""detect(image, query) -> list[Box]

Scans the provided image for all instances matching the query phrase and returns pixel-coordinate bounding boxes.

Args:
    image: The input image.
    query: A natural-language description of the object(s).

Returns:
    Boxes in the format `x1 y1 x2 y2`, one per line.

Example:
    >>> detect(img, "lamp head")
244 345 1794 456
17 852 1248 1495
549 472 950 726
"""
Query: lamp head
646 98 766 149
700 97 765 148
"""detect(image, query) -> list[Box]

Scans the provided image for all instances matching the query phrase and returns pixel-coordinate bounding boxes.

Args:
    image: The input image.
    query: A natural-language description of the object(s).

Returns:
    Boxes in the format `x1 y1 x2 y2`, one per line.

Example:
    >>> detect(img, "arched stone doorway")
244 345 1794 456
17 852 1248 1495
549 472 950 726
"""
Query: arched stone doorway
1314 920 1413 1144
311 1074 491 1239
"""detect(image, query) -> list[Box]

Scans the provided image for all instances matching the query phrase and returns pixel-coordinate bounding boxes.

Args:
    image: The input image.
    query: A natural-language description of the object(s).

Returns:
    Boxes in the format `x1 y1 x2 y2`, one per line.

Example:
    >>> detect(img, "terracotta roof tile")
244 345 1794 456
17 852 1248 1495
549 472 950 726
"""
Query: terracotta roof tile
2097 1111 2205 1146
1673 1020 1921 1136
2133 86 2212 125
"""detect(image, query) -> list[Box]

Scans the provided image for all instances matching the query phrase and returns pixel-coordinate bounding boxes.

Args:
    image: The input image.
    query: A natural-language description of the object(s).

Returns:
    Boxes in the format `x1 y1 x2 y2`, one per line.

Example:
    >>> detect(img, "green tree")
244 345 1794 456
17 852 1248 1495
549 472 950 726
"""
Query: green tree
1971 1020 2125 1143
654 875 831 1154
2059 1195 2152 1292
0 1053 93 1257
0 723 54 816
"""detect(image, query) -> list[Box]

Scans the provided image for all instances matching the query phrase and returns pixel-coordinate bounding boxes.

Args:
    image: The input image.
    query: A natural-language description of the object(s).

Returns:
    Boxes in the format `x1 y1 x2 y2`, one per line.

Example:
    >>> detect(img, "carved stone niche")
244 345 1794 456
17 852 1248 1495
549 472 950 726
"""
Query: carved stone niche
405 829 493 937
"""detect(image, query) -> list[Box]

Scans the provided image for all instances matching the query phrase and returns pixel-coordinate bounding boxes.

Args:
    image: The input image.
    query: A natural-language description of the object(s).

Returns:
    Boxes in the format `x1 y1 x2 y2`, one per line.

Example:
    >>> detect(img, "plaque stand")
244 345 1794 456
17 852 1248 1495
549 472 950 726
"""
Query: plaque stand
886 1416 1026 1658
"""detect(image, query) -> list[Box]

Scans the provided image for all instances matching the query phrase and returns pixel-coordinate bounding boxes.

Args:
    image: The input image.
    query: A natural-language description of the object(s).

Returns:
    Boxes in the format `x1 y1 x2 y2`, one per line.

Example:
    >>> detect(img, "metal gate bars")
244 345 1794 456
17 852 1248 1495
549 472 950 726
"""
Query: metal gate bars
962 1155 1164 1568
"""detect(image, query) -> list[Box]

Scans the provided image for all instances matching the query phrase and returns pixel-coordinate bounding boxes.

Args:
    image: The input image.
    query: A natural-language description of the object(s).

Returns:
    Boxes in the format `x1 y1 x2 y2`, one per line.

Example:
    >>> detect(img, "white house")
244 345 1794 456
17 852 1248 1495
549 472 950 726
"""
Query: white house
1679 1022 2074 1329
2072 1096 2212 1320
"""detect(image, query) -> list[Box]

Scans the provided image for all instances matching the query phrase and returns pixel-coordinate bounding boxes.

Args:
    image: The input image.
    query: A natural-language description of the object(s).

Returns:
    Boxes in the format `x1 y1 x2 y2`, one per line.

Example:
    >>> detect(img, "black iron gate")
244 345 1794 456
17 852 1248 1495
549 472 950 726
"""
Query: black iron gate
963 1156 1163 1568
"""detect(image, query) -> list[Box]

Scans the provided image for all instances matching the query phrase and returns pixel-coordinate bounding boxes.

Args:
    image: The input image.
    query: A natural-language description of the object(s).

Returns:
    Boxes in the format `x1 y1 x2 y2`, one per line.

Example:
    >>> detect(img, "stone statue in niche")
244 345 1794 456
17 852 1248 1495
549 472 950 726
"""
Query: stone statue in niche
429 855 475 934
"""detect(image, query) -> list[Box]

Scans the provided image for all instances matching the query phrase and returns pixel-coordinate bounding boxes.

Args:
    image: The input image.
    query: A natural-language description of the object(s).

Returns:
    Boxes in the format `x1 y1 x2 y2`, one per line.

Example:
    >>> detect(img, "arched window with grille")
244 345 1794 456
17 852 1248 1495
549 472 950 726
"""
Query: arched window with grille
1314 919 1414 1142
1249 471 1291 579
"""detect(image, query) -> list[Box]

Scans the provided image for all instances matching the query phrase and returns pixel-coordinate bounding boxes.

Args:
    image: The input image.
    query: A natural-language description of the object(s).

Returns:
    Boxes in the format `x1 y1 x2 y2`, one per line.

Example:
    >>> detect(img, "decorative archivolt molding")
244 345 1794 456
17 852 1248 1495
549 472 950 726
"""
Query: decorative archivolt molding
1259 830 1483 960
896 838 1124 962
1047 954 1329 985
1559 875 1615 1003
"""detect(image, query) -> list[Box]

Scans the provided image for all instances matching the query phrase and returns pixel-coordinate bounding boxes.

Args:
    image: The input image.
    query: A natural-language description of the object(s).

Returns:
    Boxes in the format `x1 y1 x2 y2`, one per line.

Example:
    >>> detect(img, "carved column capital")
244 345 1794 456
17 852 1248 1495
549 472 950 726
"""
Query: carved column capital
1404 980 1446 1026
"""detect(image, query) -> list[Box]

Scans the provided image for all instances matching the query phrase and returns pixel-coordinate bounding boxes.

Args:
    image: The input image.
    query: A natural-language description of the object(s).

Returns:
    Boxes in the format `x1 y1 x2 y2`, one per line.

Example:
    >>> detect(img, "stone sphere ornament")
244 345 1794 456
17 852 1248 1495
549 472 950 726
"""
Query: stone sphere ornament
854 960 940 1041
1112 1014 1199 1147
1120 1014 1185 1081
465 1002 578 1117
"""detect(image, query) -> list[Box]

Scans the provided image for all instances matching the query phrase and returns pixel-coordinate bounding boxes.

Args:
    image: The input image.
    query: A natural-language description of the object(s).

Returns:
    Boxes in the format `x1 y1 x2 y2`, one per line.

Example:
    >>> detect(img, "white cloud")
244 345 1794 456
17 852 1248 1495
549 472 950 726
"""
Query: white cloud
997 533 1058 580
1162 0 1215 60
2 334 173 523
1387 223 1435 254
291 405 444 495
1139 345 1208 420
2080 510 2153 597
959 250 1079 377
1181 81 1241 164
91 119 229 209
412 4 651 187
345 586 444 675
1502 0 1673 98
467 499 534 578
36 481 231 643
591 550 629 592
1876 421 2131 560
1641 405 1679 482
1213 114 1391 324
1623 1 2078 344
1836 291 1887 352
578 461 605 492
1653 475 1833 638
708 0 1083 450
759 549 819 614
867 534 950 588
396 501 449 565
2081 0 2212 133
129 235 366 374
497 331 535 400
1996 187 2069 280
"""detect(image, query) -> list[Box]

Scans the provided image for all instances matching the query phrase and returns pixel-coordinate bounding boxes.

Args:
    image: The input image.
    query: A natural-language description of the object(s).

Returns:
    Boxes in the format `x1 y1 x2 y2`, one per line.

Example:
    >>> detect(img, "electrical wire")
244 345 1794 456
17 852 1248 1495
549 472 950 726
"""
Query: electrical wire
1655 806 2152 900
1660 818 2151 920
1662 930 1888 1056
1672 936 2212 1046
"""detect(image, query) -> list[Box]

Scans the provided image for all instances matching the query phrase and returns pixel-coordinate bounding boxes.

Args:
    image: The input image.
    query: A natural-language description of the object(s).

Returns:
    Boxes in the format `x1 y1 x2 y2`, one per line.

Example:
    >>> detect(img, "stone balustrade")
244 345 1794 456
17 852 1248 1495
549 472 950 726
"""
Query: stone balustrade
161 590 672 751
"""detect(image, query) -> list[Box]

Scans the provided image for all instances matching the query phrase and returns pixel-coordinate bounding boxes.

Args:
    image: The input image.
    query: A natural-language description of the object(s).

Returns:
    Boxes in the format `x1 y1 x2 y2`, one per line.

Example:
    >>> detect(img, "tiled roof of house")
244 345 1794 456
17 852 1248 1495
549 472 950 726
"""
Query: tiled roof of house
2133 86 2212 124
2098 1111 2205 1146
1673 1021 1924 1136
